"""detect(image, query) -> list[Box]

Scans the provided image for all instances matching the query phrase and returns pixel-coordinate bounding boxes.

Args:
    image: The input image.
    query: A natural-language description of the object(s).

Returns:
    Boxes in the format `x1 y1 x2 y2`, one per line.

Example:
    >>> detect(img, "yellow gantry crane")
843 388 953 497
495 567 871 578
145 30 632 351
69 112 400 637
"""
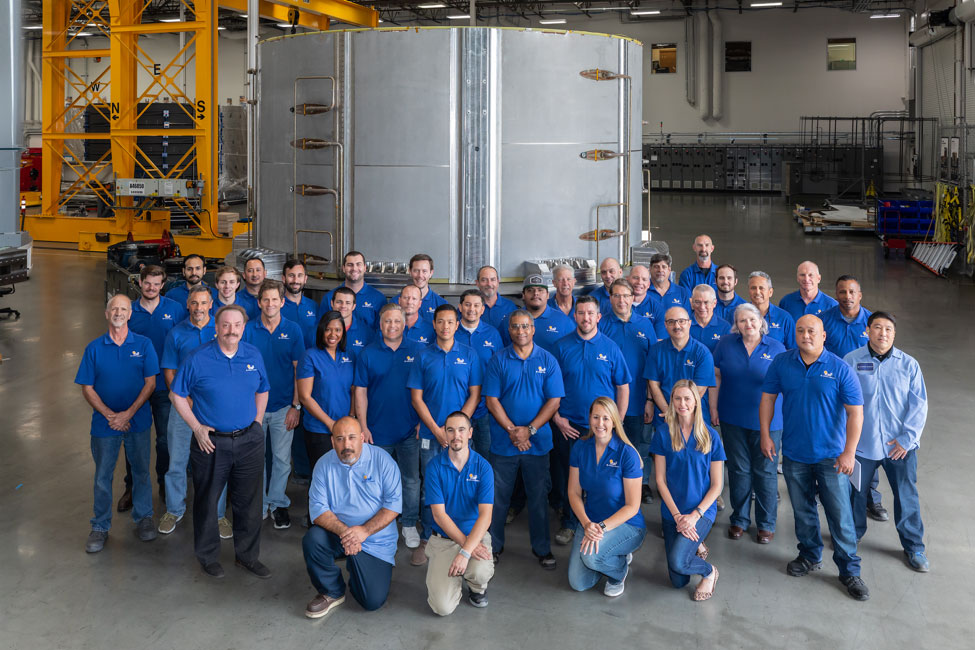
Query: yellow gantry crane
29 0 377 254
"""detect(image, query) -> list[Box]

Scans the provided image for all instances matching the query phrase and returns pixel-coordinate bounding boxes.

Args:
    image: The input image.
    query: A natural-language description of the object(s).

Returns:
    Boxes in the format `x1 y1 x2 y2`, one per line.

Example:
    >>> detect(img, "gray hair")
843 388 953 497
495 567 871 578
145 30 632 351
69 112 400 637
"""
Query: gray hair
551 264 574 280
508 309 534 325
730 302 769 336
748 270 773 288
692 284 716 301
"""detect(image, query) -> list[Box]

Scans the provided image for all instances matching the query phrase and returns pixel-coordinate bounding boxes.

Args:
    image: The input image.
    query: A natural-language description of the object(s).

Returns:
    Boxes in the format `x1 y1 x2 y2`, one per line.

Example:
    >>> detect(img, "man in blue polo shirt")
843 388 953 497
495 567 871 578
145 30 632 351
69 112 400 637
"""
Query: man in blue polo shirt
714 264 746 324
320 251 387 329
748 271 795 350
628 264 666 338
165 254 218 305
280 258 320 349
648 253 691 314
170 304 271 579
330 286 374 359
477 265 518 329
354 302 424 552
499 275 575 353
484 309 565 569
408 304 483 566
235 257 265 323
302 417 402 619
779 261 838 321
760 314 868 601
678 234 719 291
690 284 731 354
844 312 930 572
552 295 631 546
76 294 160 553
398 284 435 347
549 264 577 317
424 411 496 615
157 286 228 537
393 253 447 322
122 265 186 509
244 280 305 530
455 289 503 458
588 257 623 313
600 278 657 502
645 306 716 426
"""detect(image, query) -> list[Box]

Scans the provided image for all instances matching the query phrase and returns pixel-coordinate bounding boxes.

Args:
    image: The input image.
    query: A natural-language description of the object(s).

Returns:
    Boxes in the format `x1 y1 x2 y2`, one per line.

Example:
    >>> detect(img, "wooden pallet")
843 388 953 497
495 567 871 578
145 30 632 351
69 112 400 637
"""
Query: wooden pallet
793 205 874 234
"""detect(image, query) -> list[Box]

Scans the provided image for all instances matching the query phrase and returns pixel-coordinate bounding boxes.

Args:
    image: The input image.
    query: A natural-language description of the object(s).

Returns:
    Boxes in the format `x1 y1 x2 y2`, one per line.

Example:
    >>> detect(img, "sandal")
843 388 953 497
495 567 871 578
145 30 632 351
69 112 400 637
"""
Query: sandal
693 567 718 602
695 543 709 561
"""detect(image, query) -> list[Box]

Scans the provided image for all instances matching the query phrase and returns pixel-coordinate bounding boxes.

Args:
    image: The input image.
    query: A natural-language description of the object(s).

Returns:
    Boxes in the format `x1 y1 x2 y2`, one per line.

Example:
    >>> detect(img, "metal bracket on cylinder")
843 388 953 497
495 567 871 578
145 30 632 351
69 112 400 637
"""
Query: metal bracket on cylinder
579 69 631 81
580 149 624 161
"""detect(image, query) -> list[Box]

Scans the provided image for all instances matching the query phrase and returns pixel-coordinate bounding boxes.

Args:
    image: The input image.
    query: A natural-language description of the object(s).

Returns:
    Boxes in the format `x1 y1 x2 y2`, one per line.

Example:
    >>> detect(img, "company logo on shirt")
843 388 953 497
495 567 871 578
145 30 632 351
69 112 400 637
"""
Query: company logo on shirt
466 473 480 482
860 329 868 339
279 333 290 339
761 352 772 360
162 313 173 320
130 350 142 358
821 370 834 379
636 331 647 339
684 359 695 367
483 340 494 348
597 353 609 362
305 310 315 318
607 458 618 467
712 333 721 340
427 306 436 313
362 474 371 481
405 355 415 363
454 357 467 365
363 301 374 308
769 321 781 329
547 325 558 332
671 298 682 304
340 356 352 364
353 339 364 347
246 364 257 372
419 336 429 343
536 366 547 374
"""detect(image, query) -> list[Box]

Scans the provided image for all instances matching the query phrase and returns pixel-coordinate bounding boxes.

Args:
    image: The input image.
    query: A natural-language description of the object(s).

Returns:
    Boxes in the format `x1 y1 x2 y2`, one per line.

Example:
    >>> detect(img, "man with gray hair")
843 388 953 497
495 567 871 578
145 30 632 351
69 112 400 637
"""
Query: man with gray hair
548 264 577 316
779 261 838 321
476 265 518 330
628 264 666 338
747 271 795 350
690 284 731 354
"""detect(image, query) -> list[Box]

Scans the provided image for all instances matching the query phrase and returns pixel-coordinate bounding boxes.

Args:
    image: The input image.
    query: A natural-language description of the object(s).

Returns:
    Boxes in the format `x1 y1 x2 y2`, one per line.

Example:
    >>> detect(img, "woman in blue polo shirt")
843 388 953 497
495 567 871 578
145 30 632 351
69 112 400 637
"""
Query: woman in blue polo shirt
713 303 786 545
297 310 355 468
651 380 725 602
567 397 646 597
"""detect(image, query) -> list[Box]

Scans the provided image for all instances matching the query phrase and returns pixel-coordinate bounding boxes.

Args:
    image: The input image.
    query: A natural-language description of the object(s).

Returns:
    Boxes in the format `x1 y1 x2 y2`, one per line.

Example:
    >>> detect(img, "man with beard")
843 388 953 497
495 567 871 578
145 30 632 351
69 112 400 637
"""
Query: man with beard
165 254 218 305
679 234 719 291
498 275 574 353
476 265 518 329
170 304 271 579
236 258 266 322
714 264 746 324
321 251 387 329
280 259 319 349
302 417 402 619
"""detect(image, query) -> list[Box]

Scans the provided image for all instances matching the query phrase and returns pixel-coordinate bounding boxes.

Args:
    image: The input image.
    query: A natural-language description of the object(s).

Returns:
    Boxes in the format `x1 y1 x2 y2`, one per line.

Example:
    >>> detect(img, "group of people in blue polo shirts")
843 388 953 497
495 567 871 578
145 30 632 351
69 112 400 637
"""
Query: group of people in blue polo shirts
76 240 930 614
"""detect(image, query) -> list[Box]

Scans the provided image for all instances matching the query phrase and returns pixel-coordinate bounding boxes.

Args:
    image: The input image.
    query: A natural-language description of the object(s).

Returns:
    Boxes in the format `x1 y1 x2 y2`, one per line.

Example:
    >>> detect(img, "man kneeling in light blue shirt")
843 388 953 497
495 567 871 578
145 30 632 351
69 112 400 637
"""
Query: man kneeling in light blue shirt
302 417 402 619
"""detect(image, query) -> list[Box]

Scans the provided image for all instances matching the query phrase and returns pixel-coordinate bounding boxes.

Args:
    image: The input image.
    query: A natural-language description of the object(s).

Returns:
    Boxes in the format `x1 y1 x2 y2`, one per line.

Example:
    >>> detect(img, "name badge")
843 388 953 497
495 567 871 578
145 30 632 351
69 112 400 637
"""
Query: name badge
421 438 431 450
856 362 875 372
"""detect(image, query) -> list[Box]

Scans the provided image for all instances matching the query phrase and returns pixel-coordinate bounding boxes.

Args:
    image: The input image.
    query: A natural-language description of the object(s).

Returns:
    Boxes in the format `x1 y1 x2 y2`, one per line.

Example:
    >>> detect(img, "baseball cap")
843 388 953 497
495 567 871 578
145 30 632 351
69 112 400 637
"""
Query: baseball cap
523 274 548 290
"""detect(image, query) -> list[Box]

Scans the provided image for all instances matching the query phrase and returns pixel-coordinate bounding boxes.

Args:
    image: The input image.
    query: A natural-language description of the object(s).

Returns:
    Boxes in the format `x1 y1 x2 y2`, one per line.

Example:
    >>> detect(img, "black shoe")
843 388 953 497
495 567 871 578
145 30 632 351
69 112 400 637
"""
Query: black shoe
116 487 133 513
303 514 312 528
469 589 489 608
235 559 272 579
641 484 654 504
533 551 557 570
840 575 870 601
202 562 225 578
492 548 503 565
271 507 291 530
786 556 823 577
136 517 158 542
866 502 889 522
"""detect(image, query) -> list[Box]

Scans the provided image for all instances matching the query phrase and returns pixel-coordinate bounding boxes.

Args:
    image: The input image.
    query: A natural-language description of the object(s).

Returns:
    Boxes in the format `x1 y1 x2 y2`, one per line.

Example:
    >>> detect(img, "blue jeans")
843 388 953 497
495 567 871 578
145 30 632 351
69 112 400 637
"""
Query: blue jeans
782 457 861 576
262 406 293 511
379 435 421 528
91 430 153 531
124 390 171 491
165 411 226 518
662 516 714 588
624 415 653 484
489 452 552 556
568 522 647 590
552 422 585 528
419 440 443 541
723 423 781 532
303 526 392 611
852 451 924 553
472 415 492 459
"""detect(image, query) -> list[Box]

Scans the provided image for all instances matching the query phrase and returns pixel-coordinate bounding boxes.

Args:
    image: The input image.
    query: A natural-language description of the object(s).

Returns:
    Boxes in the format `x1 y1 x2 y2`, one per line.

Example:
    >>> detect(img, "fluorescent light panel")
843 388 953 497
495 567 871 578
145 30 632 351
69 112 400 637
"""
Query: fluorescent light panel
539 18 567 24
23 25 43 30
870 13 900 19
417 3 446 8
159 18 181 23
447 14 470 19
631 9 661 15
750 2 782 6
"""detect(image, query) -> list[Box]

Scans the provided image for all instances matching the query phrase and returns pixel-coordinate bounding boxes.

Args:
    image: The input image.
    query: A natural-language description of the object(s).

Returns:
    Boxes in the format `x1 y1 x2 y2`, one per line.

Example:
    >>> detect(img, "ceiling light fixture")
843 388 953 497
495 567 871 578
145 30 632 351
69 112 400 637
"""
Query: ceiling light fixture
23 25 43 30
750 2 783 6
630 9 661 15
75 32 93 37
539 18 567 24
159 18 181 23
447 14 470 19
870 13 900 19
417 3 446 8
217 25 226 30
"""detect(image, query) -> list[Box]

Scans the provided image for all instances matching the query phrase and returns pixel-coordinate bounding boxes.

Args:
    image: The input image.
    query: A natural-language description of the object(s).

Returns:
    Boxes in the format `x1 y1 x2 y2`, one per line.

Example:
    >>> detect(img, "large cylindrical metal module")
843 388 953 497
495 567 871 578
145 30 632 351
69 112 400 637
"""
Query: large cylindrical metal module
256 27 643 284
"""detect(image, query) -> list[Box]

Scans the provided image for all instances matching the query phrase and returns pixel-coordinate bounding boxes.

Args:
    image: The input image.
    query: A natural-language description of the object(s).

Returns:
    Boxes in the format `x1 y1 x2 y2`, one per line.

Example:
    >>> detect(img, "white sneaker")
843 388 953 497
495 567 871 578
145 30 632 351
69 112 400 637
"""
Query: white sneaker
604 564 629 597
626 552 633 565
402 526 421 549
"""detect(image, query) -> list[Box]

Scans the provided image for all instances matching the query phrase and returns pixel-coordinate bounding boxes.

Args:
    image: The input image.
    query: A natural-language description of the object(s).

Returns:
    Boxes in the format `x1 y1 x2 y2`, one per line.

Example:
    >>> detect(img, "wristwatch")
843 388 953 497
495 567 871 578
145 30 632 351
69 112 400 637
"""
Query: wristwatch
291 403 302 411
598 521 607 530
527 424 537 436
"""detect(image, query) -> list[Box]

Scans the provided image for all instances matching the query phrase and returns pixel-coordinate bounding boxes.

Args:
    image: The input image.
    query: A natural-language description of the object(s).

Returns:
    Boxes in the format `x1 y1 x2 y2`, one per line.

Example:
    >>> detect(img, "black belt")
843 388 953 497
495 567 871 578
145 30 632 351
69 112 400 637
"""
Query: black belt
211 423 255 438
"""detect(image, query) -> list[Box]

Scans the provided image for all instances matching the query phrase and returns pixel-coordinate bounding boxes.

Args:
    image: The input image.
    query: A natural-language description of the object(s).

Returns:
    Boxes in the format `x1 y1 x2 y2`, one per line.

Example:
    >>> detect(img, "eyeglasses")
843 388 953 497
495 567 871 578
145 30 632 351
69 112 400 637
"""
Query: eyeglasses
509 323 532 331
664 318 690 326
611 293 633 299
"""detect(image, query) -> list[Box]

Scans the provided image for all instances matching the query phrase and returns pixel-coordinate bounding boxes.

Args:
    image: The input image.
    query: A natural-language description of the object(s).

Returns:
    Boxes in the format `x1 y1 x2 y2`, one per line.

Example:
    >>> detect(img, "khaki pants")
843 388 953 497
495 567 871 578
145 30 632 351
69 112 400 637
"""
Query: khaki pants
425 532 495 616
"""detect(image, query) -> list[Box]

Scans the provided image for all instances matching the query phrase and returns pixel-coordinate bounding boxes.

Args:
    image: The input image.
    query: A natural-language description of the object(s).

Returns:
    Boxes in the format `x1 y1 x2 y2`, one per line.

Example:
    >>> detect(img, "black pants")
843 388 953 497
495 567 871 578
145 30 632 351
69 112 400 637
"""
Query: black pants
305 432 334 473
190 421 264 566
551 421 586 528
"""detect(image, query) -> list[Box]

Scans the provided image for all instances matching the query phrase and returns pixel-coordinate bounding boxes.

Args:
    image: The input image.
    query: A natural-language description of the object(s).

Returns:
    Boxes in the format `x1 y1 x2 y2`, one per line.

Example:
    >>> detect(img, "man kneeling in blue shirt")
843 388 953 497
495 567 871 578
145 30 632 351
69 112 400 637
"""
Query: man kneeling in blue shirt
303 417 403 619
425 412 496 614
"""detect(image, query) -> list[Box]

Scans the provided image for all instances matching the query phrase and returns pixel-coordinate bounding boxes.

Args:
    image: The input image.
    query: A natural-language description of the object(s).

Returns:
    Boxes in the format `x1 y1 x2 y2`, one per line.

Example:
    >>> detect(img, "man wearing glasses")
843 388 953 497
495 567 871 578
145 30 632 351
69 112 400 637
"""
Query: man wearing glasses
644 306 716 427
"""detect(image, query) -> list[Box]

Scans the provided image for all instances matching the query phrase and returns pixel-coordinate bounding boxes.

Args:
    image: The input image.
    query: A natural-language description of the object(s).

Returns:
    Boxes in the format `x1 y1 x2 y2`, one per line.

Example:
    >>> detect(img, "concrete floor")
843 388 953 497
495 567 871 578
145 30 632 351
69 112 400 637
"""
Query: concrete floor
2 194 973 649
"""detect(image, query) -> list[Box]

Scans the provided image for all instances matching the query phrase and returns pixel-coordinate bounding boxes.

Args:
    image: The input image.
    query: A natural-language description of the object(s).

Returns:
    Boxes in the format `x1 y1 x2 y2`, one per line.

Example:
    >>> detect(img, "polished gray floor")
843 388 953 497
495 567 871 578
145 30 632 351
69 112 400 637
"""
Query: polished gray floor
2 194 972 649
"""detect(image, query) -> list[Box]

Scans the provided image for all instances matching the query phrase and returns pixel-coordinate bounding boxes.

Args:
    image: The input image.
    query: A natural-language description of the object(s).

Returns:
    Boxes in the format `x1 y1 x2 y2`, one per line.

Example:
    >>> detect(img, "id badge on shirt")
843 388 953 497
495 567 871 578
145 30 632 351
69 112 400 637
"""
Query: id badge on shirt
421 438 431 450
856 362 876 374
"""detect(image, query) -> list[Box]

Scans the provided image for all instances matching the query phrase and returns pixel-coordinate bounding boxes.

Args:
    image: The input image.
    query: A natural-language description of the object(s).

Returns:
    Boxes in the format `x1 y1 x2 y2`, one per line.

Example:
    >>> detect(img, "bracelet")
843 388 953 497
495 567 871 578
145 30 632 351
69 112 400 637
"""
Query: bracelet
695 507 705 518
458 549 471 559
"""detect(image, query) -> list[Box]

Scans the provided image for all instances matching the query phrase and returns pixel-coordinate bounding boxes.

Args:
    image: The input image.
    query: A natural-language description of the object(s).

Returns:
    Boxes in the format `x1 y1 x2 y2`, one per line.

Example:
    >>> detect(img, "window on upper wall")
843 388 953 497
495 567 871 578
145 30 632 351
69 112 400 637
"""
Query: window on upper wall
651 43 677 74
827 38 856 71
725 41 751 72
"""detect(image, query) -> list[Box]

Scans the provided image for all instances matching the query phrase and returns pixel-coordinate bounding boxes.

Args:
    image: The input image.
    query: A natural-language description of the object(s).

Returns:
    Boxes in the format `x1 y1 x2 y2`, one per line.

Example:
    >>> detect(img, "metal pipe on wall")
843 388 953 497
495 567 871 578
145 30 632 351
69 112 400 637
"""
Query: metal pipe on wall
246 0 259 245
0 0 29 248
709 10 722 121
697 12 711 120
685 16 697 108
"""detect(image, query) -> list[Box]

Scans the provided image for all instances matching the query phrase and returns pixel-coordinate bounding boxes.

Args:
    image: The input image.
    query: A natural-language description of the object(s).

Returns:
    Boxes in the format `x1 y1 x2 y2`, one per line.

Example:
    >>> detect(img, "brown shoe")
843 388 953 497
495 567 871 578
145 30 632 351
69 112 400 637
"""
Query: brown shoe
727 525 744 540
116 487 133 513
305 593 345 619
757 530 774 544
410 540 428 566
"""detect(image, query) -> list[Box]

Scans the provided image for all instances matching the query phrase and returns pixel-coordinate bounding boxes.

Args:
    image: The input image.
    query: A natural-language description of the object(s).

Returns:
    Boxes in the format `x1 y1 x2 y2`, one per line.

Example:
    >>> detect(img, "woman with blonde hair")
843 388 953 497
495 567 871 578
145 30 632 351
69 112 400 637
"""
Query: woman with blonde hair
567 397 646 597
651 380 725 601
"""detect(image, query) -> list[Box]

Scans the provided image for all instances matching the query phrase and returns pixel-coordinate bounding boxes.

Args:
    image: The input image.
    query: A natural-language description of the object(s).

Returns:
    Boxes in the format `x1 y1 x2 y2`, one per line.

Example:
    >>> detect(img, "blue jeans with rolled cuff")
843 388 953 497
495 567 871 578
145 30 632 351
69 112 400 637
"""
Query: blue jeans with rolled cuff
568 522 647 590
